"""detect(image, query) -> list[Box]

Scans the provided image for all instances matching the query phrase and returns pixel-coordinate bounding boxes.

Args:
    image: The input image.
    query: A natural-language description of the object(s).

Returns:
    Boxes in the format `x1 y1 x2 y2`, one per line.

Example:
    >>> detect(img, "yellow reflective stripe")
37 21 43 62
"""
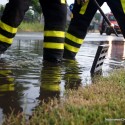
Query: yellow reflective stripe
44 31 65 38
0 34 13 44
79 0 89 15
8 77 15 82
0 21 17 33
66 33 83 44
65 74 80 79
0 70 12 75
61 0 65 4
65 43 79 53
120 0 125 13
44 42 64 49
0 84 14 92
71 13 73 19
41 84 60 91
42 75 61 83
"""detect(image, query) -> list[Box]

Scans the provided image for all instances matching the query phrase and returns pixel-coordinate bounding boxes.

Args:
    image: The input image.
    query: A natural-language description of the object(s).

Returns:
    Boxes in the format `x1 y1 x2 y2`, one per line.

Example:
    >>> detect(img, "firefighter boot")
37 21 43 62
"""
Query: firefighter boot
0 42 11 54
40 0 67 63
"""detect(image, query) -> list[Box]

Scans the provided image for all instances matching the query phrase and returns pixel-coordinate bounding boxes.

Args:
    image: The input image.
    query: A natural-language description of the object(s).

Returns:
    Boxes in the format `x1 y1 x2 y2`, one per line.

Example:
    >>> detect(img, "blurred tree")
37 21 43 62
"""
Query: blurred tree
0 5 5 13
31 0 42 14
94 12 101 22
0 5 5 18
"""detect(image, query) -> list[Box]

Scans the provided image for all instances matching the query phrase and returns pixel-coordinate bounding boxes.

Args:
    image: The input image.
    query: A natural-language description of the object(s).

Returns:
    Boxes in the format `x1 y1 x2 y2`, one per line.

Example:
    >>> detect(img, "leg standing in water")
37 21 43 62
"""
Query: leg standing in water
0 0 89 63
39 0 67 63
63 0 125 60
0 0 67 63
0 0 30 54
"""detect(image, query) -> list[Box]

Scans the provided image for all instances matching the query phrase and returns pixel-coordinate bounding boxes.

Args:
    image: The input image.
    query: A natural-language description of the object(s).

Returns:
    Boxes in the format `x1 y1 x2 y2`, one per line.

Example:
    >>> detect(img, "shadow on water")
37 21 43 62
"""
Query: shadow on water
0 38 125 122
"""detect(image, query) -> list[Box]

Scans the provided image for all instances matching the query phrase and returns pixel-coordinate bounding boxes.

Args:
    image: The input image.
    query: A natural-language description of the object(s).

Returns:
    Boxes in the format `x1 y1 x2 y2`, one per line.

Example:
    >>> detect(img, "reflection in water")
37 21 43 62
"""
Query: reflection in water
97 40 125 79
108 40 125 60
0 39 43 122
106 40 125 70
38 62 61 103
62 60 82 90
1 38 125 121
38 60 82 104
0 60 22 119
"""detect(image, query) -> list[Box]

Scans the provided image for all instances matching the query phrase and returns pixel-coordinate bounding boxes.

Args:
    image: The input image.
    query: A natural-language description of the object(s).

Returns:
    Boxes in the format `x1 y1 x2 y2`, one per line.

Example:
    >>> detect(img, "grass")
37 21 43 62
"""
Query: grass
2 69 125 125
17 21 70 32
18 22 44 32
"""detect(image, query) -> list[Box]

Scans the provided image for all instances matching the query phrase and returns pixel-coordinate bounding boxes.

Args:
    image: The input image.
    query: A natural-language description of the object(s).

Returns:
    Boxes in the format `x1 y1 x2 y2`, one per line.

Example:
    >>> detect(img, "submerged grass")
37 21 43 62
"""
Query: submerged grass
3 69 125 125
18 22 44 32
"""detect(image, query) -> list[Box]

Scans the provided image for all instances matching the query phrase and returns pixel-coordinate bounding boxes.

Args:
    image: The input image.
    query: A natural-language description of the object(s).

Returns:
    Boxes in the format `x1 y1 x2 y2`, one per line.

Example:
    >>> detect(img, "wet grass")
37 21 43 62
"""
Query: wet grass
3 69 125 125
18 22 44 32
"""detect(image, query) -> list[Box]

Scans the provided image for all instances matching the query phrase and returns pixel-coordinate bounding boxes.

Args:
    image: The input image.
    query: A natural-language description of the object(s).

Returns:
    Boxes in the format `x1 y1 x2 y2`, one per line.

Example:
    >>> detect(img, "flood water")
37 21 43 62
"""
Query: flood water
0 36 125 123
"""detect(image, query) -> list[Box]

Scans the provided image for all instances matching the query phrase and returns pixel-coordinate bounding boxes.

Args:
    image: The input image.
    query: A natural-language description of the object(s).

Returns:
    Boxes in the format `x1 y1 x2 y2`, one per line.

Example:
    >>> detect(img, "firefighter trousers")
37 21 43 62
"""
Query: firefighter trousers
0 0 67 62
39 0 67 62
63 0 125 60
0 0 30 45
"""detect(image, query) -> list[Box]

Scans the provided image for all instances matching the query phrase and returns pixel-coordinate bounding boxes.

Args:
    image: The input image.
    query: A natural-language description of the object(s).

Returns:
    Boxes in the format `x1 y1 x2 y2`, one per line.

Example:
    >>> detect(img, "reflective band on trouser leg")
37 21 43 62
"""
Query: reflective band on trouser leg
44 43 64 49
64 43 79 53
66 33 83 44
44 31 65 38
61 0 66 4
44 31 65 49
43 30 65 62
79 0 89 15
41 0 67 62
0 21 17 44
120 0 125 13
64 0 96 60
0 0 30 44
0 34 14 44
63 33 84 60
0 21 17 34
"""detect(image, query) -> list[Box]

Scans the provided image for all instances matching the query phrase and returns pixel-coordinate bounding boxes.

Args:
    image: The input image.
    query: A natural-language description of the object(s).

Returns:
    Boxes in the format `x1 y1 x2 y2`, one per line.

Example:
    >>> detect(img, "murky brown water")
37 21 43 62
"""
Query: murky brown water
0 38 125 123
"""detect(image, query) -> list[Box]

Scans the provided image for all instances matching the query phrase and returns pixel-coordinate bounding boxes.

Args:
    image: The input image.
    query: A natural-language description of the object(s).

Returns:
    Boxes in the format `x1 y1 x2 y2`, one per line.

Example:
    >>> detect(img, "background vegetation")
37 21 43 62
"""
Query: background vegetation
0 2 102 32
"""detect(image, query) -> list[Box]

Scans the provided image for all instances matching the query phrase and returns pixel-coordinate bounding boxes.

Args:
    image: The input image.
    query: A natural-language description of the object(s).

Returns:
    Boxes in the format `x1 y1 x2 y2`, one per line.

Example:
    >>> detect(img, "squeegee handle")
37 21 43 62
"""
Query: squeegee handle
93 0 111 25
93 0 118 36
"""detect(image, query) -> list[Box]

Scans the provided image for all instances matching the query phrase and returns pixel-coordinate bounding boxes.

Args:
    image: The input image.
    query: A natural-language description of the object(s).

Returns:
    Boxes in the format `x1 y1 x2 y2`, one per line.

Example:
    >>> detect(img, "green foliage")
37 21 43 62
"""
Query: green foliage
0 5 5 14
94 12 101 22
18 22 44 32
31 0 42 14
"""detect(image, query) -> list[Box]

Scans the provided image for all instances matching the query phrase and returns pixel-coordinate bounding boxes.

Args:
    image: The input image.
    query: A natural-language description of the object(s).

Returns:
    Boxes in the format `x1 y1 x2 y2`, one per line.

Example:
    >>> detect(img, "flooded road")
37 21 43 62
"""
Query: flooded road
0 32 125 123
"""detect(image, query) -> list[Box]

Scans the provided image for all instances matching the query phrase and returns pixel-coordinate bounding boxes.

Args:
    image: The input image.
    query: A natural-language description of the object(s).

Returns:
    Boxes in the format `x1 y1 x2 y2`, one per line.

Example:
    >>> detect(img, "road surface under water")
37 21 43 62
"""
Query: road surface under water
0 33 125 123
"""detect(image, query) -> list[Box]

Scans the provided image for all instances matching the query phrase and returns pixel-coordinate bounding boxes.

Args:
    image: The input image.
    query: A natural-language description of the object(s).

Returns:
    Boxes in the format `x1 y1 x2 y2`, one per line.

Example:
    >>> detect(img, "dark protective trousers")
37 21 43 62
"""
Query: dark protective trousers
0 0 67 62
0 0 30 45
63 0 125 60
39 0 67 62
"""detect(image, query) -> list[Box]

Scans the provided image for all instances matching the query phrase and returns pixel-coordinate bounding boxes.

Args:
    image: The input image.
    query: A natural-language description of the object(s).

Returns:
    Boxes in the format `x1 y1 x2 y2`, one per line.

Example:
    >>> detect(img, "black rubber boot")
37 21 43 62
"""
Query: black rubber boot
0 42 11 54
63 48 76 60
